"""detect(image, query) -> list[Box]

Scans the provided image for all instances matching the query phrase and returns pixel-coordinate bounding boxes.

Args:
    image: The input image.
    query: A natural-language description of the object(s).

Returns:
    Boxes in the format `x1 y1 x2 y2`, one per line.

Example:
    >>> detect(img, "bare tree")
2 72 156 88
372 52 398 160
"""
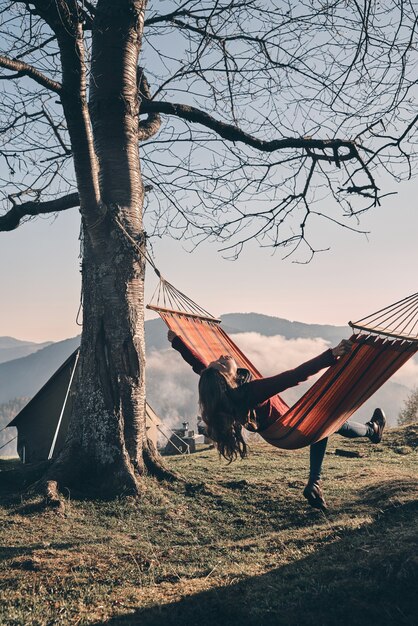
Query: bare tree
0 1 417 495
398 387 418 426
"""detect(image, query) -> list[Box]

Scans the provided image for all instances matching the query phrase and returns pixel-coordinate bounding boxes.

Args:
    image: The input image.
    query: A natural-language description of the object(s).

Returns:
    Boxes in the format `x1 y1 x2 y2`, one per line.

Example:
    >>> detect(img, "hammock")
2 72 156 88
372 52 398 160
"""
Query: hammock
147 282 418 449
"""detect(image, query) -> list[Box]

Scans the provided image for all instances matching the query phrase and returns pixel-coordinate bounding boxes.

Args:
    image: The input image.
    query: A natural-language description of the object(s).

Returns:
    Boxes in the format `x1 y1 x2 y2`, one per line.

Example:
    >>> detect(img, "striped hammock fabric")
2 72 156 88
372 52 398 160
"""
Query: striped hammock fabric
148 286 418 450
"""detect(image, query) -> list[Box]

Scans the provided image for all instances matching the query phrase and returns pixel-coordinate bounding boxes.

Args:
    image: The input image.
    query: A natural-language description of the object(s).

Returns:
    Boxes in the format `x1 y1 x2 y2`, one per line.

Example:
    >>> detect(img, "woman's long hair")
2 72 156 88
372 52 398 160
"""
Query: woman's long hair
198 368 249 462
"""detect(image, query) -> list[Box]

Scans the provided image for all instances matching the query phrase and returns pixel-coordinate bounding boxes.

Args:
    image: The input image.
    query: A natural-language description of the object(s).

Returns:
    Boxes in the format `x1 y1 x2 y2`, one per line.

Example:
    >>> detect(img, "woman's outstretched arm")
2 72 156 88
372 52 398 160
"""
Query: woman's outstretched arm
168 330 207 375
242 340 352 407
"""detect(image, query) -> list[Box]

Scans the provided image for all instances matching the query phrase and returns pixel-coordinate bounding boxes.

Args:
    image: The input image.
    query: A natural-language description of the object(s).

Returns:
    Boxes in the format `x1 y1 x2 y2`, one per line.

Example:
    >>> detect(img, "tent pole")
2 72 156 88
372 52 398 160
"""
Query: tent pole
48 351 80 461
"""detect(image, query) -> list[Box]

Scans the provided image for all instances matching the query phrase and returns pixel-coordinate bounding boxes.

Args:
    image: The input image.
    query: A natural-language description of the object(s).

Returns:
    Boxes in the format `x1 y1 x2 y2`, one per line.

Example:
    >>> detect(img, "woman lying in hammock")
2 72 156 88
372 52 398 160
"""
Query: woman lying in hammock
168 330 386 510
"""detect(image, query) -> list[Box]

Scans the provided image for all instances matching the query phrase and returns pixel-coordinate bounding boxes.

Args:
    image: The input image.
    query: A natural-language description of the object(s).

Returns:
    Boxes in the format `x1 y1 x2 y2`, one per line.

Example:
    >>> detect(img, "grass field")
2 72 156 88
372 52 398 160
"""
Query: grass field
0 425 417 626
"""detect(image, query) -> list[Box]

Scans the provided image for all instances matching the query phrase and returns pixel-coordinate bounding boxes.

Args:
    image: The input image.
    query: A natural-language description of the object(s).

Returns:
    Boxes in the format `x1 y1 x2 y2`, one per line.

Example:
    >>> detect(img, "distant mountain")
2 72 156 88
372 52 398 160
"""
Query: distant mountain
0 336 80 404
144 317 167 351
0 318 171 405
0 319 171 406
0 337 52 364
221 313 349 345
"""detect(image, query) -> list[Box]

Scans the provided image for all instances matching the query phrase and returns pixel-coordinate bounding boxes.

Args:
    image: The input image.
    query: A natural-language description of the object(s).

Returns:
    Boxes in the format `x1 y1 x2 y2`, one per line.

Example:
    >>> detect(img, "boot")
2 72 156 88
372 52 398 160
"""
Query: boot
366 408 386 444
303 480 328 510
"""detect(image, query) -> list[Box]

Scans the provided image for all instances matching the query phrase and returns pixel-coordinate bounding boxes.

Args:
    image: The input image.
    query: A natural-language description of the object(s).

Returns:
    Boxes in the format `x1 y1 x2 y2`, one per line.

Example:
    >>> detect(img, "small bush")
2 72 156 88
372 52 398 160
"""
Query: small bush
398 387 418 426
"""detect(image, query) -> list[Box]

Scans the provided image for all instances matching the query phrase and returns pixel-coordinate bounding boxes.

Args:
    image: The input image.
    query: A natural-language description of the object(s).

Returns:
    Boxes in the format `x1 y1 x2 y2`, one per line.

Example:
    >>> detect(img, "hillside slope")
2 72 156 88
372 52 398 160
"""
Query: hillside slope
0 425 417 625
0 337 52 364
0 337 80 404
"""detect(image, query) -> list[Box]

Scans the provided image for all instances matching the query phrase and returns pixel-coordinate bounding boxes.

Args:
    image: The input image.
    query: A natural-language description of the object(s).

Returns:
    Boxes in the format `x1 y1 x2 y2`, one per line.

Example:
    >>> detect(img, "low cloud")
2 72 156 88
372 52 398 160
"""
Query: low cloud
231 332 330 375
230 332 331 405
146 349 199 430
392 357 418 390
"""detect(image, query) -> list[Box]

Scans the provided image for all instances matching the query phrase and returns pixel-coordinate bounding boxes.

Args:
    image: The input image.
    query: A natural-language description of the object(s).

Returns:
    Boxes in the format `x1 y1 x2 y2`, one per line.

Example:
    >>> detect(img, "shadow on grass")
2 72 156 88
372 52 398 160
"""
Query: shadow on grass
97 481 418 626
0 459 49 495
0 539 105 566
0 542 74 561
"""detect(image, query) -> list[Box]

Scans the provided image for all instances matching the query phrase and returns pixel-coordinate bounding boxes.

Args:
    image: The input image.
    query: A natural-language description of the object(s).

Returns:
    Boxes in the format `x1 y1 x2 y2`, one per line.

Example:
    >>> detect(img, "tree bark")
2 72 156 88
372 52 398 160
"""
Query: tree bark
44 0 169 496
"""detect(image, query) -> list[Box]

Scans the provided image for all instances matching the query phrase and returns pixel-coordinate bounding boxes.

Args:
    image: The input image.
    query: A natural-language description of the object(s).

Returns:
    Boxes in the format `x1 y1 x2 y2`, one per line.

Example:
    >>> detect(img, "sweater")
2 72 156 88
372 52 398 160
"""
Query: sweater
171 334 336 430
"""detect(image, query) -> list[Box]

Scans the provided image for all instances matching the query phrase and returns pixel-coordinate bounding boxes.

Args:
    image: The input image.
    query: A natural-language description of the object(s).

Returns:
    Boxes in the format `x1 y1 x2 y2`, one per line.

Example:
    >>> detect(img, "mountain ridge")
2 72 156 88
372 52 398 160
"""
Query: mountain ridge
220 312 349 344
0 337 80 404
0 337 53 364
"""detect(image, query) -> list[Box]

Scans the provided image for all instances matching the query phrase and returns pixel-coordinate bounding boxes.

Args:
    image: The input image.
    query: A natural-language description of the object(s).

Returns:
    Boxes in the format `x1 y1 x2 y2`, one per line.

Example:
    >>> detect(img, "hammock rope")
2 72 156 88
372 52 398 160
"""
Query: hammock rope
112 212 218 321
110 207 418 342
349 291 418 341
148 278 220 321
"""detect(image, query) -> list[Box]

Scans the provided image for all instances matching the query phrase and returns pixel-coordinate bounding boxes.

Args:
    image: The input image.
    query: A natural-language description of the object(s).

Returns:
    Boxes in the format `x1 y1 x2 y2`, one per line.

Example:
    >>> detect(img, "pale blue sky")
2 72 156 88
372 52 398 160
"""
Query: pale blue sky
1 2 417 344
0 176 416 343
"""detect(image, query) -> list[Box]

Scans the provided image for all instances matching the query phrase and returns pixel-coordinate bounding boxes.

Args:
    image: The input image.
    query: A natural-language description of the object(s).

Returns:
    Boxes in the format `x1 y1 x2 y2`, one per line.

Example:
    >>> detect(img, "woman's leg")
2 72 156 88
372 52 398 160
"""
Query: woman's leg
309 438 328 483
337 420 373 439
303 409 386 510
303 438 328 510
337 409 386 443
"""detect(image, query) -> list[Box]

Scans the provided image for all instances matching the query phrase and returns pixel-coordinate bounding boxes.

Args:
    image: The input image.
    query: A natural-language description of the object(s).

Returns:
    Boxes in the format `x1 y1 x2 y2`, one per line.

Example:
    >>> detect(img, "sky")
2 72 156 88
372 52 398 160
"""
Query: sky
0 174 416 343
1 1 417 345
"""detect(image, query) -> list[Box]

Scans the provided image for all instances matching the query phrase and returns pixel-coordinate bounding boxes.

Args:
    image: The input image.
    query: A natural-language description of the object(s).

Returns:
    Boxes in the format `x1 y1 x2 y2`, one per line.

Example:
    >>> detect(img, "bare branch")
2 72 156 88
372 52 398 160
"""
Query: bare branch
27 0 101 213
144 1 253 27
0 54 62 93
141 99 357 161
137 68 162 141
0 192 79 232
1 0 417 258
42 106 72 155
14 35 56 60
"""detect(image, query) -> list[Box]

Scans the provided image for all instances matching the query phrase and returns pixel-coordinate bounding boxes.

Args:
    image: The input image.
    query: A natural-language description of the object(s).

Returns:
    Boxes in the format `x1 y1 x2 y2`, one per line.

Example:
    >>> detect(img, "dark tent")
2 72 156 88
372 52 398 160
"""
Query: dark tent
7 350 161 463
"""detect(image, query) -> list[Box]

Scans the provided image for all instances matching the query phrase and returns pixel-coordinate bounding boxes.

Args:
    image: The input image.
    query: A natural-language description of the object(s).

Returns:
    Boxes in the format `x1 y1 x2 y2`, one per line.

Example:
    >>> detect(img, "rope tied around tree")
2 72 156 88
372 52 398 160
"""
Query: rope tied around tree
110 206 218 321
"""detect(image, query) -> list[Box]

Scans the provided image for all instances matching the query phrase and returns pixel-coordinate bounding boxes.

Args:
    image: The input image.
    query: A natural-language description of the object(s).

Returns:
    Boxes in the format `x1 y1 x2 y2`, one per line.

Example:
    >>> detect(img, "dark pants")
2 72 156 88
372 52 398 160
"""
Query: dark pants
309 420 373 483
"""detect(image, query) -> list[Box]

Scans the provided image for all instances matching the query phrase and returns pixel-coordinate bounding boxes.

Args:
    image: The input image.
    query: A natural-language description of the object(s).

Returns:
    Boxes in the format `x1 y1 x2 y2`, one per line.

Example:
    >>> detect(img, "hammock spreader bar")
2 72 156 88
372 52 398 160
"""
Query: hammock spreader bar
148 280 418 449
147 304 221 324
348 323 418 343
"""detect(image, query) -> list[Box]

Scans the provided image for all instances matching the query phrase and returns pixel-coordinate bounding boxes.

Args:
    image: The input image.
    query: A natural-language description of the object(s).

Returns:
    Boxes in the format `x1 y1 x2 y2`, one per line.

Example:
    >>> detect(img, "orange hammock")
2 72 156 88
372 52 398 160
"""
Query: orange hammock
148 284 418 449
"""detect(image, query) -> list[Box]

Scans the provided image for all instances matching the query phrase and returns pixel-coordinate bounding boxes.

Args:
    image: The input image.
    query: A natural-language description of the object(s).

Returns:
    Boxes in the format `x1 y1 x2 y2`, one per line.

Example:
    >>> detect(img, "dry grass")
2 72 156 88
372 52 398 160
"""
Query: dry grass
0 425 417 626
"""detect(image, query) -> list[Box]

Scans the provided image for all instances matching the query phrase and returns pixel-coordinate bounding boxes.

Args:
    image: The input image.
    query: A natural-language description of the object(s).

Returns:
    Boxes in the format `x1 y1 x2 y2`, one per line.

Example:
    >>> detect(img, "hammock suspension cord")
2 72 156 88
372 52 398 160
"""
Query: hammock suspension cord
0 436 17 451
111 208 418 342
349 291 418 342
112 212 219 321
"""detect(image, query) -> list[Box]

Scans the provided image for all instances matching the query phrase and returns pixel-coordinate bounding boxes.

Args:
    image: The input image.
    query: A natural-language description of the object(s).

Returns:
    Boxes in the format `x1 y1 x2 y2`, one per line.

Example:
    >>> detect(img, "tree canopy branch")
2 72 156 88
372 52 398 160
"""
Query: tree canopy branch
0 54 62 93
0 192 79 232
141 99 357 161
138 68 162 141
144 1 252 27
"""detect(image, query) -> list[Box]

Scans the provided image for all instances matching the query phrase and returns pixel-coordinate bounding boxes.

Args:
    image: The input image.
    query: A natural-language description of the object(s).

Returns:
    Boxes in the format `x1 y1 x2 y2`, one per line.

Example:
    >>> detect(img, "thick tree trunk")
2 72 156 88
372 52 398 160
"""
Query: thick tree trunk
50 226 146 495
45 0 170 496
